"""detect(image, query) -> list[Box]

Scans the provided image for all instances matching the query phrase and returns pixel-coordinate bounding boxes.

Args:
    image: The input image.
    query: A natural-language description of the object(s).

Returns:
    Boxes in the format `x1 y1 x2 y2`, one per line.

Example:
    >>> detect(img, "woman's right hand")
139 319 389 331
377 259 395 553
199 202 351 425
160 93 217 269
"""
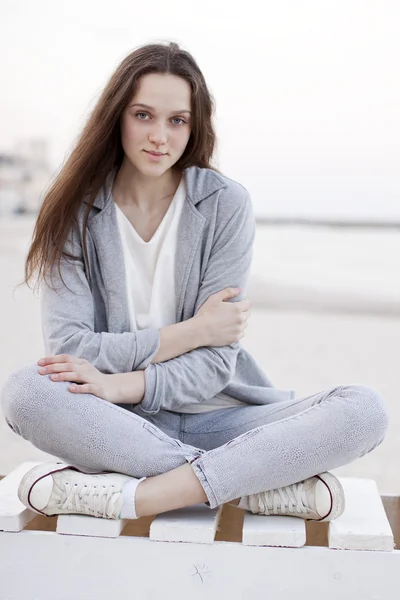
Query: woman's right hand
195 287 251 347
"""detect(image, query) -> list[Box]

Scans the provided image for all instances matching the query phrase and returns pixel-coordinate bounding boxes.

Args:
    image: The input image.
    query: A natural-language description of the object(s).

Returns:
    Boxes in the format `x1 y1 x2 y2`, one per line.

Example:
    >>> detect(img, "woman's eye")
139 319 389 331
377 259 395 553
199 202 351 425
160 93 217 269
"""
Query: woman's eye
135 113 185 125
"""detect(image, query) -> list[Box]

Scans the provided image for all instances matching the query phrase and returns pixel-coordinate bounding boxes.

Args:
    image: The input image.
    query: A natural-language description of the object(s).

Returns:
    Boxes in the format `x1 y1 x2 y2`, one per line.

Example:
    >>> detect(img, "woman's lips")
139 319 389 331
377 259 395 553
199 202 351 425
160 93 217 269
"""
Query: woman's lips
144 150 166 159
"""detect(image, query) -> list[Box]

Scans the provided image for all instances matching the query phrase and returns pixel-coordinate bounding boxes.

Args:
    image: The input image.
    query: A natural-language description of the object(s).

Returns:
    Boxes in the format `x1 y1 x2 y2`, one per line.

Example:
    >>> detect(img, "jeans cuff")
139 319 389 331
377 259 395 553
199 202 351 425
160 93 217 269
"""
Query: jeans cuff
189 458 219 509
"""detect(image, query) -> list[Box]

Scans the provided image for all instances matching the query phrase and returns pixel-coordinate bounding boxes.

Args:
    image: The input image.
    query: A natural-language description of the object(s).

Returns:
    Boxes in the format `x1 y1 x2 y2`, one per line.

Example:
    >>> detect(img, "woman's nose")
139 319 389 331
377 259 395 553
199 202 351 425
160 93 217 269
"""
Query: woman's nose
148 123 168 145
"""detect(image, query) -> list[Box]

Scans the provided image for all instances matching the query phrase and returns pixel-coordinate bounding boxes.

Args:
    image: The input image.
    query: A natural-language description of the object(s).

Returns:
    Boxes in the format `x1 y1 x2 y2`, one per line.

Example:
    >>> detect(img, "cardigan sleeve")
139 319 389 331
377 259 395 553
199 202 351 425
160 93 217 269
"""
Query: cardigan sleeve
139 190 255 414
40 222 161 374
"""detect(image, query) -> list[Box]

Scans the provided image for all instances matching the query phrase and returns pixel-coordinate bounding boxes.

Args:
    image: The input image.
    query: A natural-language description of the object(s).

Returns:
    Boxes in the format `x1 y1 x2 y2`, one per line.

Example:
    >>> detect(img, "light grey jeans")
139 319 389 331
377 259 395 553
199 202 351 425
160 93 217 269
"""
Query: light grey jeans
1 363 389 509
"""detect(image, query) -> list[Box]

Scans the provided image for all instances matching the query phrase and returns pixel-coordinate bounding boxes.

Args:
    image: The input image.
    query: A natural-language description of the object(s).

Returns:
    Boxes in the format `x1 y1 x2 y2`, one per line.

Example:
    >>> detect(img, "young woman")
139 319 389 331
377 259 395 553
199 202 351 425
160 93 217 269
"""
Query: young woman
1 42 388 522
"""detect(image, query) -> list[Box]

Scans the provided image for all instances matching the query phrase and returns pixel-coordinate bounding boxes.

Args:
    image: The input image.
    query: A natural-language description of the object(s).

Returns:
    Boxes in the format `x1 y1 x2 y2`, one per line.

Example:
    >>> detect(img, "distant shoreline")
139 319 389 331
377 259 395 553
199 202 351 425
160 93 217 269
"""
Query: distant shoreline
255 217 400 229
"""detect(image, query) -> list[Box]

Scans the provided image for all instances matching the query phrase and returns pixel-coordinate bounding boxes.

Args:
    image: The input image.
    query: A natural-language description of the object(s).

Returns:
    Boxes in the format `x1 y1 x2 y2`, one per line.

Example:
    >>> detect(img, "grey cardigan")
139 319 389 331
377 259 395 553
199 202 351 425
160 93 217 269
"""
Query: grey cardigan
40 166 295 414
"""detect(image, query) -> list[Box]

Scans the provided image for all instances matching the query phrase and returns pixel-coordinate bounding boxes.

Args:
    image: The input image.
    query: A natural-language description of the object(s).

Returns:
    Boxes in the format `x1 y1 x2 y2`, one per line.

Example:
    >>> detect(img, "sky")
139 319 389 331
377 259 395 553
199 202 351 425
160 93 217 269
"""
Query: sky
1 0 399 221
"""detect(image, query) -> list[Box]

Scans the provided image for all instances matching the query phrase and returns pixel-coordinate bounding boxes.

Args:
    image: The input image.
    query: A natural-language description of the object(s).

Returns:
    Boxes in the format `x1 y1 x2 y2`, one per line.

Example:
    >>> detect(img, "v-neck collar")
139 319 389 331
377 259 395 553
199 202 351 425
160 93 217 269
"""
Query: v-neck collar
113 175 184 244
114 187 177 245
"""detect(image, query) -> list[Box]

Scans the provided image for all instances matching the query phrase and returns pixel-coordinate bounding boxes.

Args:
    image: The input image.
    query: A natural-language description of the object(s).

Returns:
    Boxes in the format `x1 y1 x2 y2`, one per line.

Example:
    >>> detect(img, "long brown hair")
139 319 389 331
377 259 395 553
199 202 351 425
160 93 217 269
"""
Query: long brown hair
21 41 219 293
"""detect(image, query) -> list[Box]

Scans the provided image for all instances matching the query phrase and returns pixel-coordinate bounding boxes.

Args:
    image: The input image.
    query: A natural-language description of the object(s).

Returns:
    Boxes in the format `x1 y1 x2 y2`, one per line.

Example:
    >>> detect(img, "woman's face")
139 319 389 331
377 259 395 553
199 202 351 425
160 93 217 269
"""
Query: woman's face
120 73 192 177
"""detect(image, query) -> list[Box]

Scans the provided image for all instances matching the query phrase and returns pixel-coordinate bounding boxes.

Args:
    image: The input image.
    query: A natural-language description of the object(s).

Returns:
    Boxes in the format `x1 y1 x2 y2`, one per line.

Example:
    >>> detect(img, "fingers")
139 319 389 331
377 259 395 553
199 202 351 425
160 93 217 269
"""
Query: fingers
39 362 74 374
38 360 85 381
69 383 105 400
220 287 241 301
37 354 86 367
38 360 91 390
69 383 93 394
48 371 81 383
238 299 251 311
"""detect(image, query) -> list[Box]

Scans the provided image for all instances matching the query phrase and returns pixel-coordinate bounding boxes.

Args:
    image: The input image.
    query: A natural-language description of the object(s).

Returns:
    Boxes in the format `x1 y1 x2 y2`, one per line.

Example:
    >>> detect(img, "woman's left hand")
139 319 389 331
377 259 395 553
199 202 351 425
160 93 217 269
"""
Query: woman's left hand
37 354 119 403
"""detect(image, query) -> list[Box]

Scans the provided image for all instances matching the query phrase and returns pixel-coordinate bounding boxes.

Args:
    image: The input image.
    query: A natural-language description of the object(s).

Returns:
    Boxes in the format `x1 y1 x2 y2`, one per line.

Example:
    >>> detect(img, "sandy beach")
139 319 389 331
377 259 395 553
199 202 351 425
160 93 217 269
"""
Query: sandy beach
1 216 399 493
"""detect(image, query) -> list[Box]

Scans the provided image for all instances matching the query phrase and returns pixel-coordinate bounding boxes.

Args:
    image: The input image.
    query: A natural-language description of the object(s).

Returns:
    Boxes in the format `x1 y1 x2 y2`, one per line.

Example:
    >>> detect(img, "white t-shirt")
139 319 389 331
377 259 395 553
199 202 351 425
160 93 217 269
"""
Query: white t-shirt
114 176 245 413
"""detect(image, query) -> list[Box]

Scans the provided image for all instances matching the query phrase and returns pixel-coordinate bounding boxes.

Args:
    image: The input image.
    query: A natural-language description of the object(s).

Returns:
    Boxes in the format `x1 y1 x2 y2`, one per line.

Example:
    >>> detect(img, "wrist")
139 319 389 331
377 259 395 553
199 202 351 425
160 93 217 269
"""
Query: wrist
108 371 145 405
131 370 146 404
191 315 208 348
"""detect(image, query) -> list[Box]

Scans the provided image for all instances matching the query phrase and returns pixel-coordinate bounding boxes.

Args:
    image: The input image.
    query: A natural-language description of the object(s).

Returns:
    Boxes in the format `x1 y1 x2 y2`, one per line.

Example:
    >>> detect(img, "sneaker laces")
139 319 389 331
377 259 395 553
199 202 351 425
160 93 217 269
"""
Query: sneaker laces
254 481 313 516
61 481 121 519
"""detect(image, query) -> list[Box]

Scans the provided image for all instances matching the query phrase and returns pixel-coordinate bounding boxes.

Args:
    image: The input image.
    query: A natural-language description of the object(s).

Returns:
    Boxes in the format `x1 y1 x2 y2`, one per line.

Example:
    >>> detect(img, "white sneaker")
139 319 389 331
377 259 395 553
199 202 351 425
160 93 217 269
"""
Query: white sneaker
18 462 135 520
247 472 345 521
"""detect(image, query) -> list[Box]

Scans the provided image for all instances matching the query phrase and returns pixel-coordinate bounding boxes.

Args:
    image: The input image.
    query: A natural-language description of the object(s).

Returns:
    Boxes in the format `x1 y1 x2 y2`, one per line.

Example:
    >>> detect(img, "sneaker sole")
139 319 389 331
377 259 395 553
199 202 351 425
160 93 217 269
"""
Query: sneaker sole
317 472 346 521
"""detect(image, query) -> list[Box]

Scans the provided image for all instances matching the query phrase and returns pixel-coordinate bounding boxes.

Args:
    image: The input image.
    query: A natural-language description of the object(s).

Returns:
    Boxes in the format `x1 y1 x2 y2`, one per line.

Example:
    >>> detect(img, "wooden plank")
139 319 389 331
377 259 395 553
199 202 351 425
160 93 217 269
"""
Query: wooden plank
214 503 244 543
382 495 400 550
150 503 222 544
57 514 127 538
1 530 400 599
0 461 44 532
328 477 394 551
242 512 306 547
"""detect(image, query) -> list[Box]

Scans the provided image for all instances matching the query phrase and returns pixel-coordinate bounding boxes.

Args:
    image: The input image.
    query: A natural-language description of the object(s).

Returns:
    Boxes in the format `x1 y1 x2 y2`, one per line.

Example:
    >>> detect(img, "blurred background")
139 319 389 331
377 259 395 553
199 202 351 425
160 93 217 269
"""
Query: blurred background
0 1 399 493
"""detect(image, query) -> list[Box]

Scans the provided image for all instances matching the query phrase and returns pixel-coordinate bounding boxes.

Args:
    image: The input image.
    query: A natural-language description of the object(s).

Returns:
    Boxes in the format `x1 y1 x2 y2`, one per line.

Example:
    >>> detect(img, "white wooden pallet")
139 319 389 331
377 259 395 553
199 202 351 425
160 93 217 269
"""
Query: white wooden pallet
0 461 399 599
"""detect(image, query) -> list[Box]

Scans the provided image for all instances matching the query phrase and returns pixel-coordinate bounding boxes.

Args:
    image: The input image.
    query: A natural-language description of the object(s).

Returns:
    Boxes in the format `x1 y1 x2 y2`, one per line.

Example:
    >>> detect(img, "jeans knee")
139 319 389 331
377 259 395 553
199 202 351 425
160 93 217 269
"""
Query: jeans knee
0 363 43 434
341 384 389 451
